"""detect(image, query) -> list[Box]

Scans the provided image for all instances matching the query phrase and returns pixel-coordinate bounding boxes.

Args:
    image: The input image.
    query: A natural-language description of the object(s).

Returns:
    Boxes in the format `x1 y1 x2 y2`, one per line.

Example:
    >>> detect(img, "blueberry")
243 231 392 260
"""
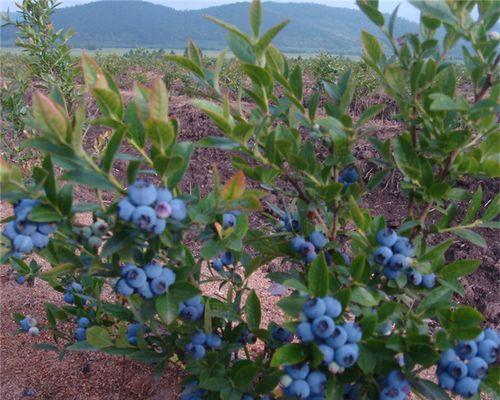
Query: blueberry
307 371 327 394
284 363 309 380
438 372 456 390
387 254 409 271
37 222 57 235
118 199 135 221
326 326 347 348
322 296 342 318
121 263 137 277
477 339 498 364
222 213 236 228
124 267 147 288
31 232 49 249
271 326 293 343
340 167 359 183
15 221 37 235
78 317 90 328
373 246 393 265
185 295 202 306
303 298 326 319
287 380 310 399
3 221 18 240
169 199 187 220
483 328 499 344
150 276 170 295
475 331 485 342
335 344 359 367
13 235 33 253
132 206 157 230
143 262 163 279
310 231 328 249
155 201 172 219
421 273 436 289
27 326 40 336
467 356 488 379
116 279 135 296
91 220 108 236
377 228 398 247
75 327 87 341
191 331 206 345
16 275 26 285
385 370 409 392
383 266 401 279
393 237 414 257
438 349 457 369
128 323 141 338
300 241 317 263
211 258 223 272
291 236 306 252
152 218 166 234
156 188 173 203
220 251 234 266
448 360 468 379
455 340 478 360
128 335 138 346
312 316 335 338
343 323 362 343
454 377 480 398
160 268 176 286
63 292 75 304
380 386 404 400
14 200 39 220
186 343 205 360
137 283 154 299
205 333 222 349
377 322 393 336
87 236 102 251
296 321 314 342
128 181 157 206
71 282 83 292
318 344 334 363
407 269 422 286
181 306 201 321
20 318 31 331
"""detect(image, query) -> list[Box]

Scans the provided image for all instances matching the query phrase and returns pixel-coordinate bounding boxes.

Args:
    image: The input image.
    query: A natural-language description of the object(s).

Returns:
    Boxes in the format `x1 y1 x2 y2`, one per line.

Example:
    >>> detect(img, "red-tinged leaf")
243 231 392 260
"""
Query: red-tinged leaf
222 171 246 201
32 92 69 140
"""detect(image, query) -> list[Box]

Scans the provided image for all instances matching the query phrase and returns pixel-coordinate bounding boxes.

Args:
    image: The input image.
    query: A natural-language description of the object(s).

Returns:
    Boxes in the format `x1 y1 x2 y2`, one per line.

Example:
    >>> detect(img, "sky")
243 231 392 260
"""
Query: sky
0 0 421 21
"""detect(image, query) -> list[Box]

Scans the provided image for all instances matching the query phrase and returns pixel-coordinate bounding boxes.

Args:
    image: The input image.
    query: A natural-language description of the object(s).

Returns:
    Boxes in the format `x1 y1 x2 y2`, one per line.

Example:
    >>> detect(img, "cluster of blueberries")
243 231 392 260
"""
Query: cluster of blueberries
180 381 207 400
338 167 359 191
73 220 108 252
3 199 58 257
296 297 361 372
179 296 205 321
127 323 143 345
437 328 499 398
379 371 410 400
117 181 187 234
75 317 90 341
211 251 234 272
281 363 327 399
20 316 39 336
63 282 84 304
185 330 222 360
291 231 328 264
372 228 436 288
271 325 293 344
116 262 176 299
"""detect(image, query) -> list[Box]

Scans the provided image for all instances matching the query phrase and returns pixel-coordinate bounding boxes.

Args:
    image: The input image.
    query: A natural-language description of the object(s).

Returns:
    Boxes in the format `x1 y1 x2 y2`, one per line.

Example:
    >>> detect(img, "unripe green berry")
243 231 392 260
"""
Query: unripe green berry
280 374 292 387
87 236 102 251
91 220 108 236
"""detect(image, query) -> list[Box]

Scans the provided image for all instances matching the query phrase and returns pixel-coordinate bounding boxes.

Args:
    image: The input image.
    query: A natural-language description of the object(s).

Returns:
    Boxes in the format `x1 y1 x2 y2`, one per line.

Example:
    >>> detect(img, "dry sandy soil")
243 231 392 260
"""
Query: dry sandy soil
1 91 498 399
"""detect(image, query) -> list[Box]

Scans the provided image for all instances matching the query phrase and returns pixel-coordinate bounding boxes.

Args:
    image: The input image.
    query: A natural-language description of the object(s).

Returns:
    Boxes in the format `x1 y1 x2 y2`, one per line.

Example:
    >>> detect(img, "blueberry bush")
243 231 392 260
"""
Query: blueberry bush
1 1 499 399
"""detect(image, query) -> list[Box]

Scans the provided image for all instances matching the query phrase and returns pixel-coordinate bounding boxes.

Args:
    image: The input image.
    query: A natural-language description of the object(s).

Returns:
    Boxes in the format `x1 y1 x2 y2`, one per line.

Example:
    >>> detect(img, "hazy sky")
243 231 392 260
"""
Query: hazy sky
1 0 421 21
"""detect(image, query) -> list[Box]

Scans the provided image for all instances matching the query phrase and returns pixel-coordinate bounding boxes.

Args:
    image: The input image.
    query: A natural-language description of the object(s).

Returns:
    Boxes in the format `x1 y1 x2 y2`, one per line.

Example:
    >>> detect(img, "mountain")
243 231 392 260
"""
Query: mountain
1 1 419 54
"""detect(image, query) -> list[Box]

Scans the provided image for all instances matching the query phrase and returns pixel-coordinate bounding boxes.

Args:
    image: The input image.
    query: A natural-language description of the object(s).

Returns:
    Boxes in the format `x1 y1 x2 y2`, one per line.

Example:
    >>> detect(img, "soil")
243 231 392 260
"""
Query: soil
1 77 498 399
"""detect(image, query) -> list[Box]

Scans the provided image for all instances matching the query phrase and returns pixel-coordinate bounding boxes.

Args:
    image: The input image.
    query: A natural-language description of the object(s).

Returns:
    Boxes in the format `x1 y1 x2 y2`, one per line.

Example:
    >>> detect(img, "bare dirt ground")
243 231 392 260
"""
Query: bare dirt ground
1 89 498 399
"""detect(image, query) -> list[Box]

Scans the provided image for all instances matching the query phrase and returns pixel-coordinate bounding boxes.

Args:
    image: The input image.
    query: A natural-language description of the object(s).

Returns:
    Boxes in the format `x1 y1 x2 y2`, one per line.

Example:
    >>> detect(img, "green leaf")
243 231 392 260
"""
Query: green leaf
28 205 61 222
351 287 379 306
148 78 169 120
230 360 260 388
169 282 201 303
102 128 124 173
86 327 113 348
256 20 289 54
417 287 452 313
441 259 480 280
155 293 178 325
361 31 382 63
356 0 385 26
244 290 261 330
308 253 329 297
420 240 453 262
249 0 262 37
408 0 458 26
355 104 385 128
393 134 420 179
165 55 204 78
289 65 303 100
357 343 376 373
454 229 486 248
429 93 468 112
409 378 451 400
227 31 256 64
270 343 307 367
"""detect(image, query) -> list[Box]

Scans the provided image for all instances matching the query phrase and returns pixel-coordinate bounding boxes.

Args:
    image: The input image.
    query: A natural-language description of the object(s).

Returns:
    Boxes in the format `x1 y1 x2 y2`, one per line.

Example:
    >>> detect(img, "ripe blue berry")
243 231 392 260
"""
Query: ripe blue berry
340 167 359 183
454 377 480 398
421 273 436 289
156 188 173 203
155 201 172 219
326 326 347 348
455 340 478 360
307 371 327 394
132 206 157 230
160 268 176 286
380 386 405 400
121 263 136 277
185 295 202 306
300 242 317 263
186 343 206 360
477 339 498 364
137 283 154 299
483 328 499 344
318 344 334 363
75 327 87 341
63 292 75 304
322 296 342 318
128 181 157 206
383 266 402 279
388 254 409 271
310 231 328 249
205 333 222 349
373 246 393 265
303 298 326 319
15 275 26 285
16 221 37 235
31 232 49 249
191 331 206 345
271 326 293 343
334 344 359 367
150 276 171 295
385 371 409 393
296 322 314 342
211 258 223 271
438 372 456 390
393 237 414 257
283 214 300 232
287 380 310 398
116 279 135 296
377 228 398 247
407 269 422 285
118 199 135 221
152 218 166 234
13 235 33 253
124 267 147 288
143 262 163 279
291 236 306 252
343 322 362 343
3 221 18 240
37 222 57 235
448 360 467 379
71 282 83 293
180 306 201 321
438 349 457 369
285 363 309 380
20 317 31 331
78 317 90 328
169 199 187 220
467 357 488 379
222 213 236 228
220 251 234 266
